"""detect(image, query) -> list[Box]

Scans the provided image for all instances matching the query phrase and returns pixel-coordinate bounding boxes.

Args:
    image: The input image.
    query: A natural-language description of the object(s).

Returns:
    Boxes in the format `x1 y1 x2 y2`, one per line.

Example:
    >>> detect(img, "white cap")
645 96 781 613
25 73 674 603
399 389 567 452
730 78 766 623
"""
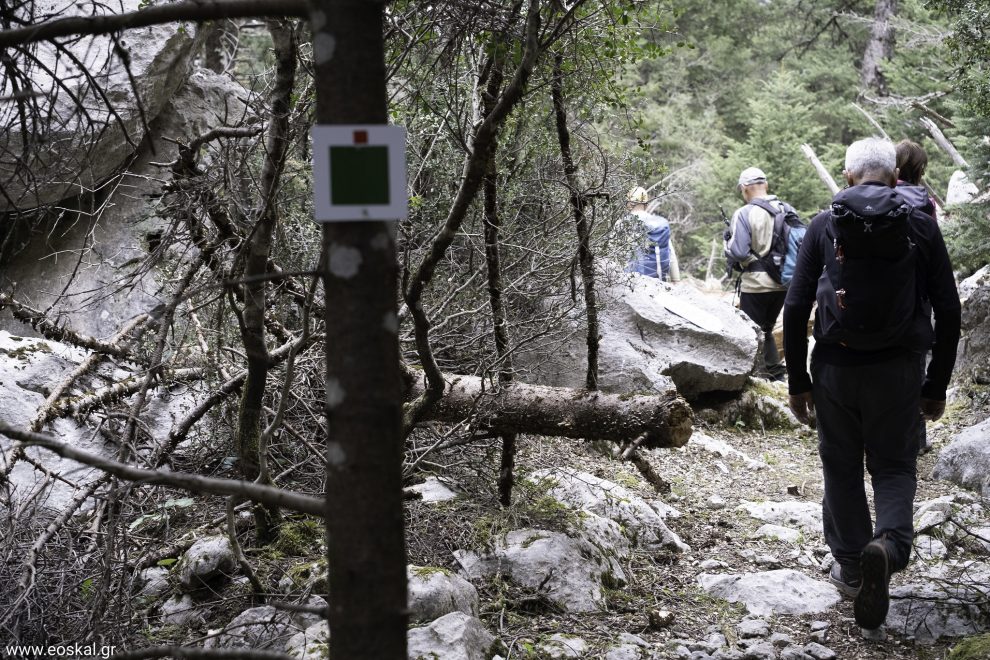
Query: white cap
627 186 649 203
737 167 768 188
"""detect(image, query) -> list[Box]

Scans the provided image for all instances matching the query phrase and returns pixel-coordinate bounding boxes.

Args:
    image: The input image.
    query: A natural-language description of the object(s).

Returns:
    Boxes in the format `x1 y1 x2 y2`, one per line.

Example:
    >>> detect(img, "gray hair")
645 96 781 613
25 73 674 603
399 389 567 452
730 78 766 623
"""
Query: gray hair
844 137 897 178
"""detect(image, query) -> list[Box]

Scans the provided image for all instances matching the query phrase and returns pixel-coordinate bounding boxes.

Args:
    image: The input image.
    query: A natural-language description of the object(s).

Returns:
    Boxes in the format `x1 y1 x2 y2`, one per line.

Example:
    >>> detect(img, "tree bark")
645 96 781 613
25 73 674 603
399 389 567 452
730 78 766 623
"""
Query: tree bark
408 372 693 450
552 53 599 391
860 0 897 96
311 0 408 657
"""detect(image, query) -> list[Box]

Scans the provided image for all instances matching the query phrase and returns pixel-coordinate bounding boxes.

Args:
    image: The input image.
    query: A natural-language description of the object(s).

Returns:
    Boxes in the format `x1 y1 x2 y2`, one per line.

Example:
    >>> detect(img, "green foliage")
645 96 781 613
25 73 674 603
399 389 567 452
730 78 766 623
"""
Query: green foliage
942 203 990 275
949 633 990 660
271 518 324 557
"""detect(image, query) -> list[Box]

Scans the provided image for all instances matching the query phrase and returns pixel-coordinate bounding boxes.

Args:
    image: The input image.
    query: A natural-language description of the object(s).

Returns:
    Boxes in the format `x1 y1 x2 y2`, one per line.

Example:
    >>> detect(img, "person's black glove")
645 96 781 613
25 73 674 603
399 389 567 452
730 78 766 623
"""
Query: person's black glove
920 398 945 422
723 229 732 241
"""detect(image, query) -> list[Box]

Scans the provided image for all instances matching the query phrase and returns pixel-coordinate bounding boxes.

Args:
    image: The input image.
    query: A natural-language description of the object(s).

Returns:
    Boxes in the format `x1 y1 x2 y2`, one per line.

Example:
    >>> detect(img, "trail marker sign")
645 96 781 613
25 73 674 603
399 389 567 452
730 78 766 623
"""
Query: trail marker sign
312 125 407 221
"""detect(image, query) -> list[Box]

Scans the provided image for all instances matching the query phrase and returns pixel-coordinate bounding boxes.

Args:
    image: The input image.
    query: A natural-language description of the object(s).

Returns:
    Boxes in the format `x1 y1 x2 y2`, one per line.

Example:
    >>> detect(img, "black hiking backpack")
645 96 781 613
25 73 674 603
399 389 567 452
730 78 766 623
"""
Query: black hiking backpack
815 201 930 351
747 198 807 285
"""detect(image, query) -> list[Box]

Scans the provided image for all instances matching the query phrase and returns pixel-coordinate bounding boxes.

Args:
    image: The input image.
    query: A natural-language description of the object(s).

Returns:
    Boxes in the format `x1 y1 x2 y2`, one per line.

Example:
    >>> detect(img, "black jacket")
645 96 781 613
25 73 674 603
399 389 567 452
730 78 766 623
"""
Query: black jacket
782 182 961 399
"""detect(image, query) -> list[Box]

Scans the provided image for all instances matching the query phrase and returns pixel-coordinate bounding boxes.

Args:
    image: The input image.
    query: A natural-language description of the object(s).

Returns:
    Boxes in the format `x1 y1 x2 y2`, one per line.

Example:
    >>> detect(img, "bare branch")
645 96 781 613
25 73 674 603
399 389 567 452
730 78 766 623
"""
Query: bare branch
0 1 306 48
0 422 325 516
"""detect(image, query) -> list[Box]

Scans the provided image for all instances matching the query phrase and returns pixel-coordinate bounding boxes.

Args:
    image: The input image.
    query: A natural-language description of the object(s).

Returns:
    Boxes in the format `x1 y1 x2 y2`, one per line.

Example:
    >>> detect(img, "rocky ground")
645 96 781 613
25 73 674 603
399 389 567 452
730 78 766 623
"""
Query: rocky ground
395 378 990 660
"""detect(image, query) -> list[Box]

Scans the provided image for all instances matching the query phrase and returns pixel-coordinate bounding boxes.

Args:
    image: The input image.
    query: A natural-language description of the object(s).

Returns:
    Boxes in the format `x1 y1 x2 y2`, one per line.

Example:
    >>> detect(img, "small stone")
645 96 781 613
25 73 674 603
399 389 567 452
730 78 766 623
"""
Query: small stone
648 609 676 630
786 485 801 496
709 495 727 510
178 536 236 591
713 649 745 660
706 632 727 648
604 643 642 660
769 633 793 648
779 647 812 660
539 634 587 658
755 554 780 567
737 618 770 638
744 640 778 660
809 621 828 632
618 632 650 648
808 630 826 644
700 559 727 570
860 627 886 642
802 642 837 660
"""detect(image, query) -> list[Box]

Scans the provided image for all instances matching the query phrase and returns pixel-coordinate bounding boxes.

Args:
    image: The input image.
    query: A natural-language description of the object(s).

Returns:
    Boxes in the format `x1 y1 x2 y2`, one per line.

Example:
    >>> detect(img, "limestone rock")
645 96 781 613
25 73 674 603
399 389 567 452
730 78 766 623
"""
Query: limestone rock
134 566 171 600
0 1 202 212
178 536 237 591
754 525 802 544
932 418 990 498
947 170 980 206
407 477 459 503
286 621 330 660
697 569 841 616
604 644 643 660
522 272 758 398
738 500 822 535
955 274 990 386
216 605 297 650
689 432 769 470
159 593 204 627
532 467 689 552
408 565 479 623
454 528 624 613
1 69 252 338
407 612 497 660
538 634 588 658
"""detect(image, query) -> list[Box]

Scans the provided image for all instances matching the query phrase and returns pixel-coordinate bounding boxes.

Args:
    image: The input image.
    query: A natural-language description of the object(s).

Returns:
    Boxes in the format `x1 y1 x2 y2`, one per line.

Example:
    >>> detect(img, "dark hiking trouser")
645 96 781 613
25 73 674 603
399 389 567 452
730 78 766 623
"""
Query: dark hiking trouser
740 291 786 379
812 352 922 574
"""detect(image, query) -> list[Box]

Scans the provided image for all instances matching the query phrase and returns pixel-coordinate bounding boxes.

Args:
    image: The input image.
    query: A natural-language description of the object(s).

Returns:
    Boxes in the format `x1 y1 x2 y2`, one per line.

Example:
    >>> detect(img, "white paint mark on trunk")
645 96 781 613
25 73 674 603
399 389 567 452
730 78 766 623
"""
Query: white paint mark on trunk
328 244 362 279
327 377 346 408
327 442 347 467
382 312 398 334
314 33 336 64
370 231 391 251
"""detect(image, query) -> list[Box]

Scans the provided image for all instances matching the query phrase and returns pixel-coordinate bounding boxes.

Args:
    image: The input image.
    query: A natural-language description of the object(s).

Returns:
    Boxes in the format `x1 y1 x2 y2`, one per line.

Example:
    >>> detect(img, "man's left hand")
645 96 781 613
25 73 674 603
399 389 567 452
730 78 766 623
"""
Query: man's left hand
789 392 815 426
921 398 945 422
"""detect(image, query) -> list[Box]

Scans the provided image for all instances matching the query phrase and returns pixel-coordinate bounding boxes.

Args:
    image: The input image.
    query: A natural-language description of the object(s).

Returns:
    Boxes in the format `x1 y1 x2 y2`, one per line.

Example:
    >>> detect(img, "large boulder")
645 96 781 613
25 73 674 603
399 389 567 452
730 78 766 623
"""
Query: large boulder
178 536 237 591
407 612 497 660
454 527 624 613
521 272 759 399
1 68 251 338
886 561 990 643
531 467 688 552
932 417 990 498
0 1 201 212
407 565 479 623
955 268 990 386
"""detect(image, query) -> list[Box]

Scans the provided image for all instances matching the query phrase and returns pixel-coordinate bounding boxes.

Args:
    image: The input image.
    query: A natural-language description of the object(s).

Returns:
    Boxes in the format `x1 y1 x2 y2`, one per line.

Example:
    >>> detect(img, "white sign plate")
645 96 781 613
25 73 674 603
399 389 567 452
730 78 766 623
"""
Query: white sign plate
312 124 407 222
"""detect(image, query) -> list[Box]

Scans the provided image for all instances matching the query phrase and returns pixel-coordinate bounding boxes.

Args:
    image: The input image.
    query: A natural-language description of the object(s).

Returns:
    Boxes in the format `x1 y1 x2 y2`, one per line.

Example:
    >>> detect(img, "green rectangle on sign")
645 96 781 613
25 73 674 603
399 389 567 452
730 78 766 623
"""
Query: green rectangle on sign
330 146 390 205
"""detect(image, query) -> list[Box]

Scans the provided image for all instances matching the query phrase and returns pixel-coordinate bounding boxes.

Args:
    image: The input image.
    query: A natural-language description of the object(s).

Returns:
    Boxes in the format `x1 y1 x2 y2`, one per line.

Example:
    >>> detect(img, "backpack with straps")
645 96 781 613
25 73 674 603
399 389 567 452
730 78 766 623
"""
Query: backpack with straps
747 198 807 285
815 201 930 351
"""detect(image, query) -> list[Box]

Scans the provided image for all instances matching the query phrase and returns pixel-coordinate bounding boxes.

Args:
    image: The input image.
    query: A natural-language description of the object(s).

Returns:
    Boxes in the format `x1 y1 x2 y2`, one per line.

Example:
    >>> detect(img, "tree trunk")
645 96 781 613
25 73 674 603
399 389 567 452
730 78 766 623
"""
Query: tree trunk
552 53 599 391
234 18 296 542
312 0 408 657
861 0 897 95
408 372 694 450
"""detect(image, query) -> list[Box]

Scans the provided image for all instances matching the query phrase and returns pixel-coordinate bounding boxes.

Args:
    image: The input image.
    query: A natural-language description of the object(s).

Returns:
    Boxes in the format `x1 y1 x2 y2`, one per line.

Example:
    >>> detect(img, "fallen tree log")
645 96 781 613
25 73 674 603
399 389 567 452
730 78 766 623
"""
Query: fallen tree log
408 372 693 449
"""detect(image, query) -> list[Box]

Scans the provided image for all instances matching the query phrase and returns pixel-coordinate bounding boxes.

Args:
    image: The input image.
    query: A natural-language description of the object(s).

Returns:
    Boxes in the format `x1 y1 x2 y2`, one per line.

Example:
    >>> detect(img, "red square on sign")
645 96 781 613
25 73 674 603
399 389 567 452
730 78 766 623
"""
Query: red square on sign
353 130 368 144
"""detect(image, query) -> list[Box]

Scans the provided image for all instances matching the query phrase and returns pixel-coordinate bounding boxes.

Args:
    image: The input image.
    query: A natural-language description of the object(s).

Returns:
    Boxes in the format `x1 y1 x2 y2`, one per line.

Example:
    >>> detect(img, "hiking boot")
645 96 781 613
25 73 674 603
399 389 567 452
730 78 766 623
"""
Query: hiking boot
855 538 891 630
828 562 861 598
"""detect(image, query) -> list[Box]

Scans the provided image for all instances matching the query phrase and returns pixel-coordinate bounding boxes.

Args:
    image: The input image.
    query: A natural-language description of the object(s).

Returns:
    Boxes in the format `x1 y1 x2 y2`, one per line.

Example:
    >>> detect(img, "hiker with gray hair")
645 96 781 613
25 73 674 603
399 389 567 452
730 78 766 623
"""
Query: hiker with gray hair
782 137 961 632
724 167 797 382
